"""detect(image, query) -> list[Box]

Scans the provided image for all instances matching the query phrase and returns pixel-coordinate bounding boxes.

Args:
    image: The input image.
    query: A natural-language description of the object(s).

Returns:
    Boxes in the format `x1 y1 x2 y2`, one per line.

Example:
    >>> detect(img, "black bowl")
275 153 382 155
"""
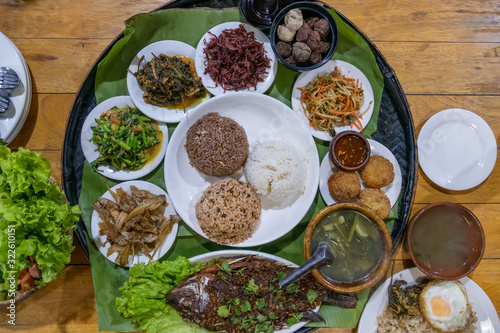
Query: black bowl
270 1 339 71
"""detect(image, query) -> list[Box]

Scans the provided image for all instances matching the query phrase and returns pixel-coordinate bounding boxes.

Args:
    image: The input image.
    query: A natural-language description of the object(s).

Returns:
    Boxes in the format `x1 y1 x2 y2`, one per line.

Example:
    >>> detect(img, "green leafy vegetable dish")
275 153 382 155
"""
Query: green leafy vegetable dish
90 105 162 171
0 146 82 301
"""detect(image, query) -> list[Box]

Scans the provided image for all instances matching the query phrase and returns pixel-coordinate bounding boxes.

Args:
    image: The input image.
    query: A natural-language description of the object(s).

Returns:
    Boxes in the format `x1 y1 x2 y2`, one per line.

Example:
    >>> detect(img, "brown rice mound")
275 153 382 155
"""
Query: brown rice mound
185 112 249 177
195 178 261 245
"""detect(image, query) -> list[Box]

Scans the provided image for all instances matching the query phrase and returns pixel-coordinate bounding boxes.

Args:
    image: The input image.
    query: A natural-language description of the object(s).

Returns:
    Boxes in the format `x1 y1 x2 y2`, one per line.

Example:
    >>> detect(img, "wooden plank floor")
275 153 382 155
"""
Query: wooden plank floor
1 0 499 332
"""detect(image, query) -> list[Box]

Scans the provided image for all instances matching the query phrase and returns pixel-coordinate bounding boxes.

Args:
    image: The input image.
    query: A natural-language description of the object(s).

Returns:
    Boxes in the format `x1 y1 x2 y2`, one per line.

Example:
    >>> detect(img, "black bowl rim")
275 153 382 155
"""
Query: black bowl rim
270 1 339 71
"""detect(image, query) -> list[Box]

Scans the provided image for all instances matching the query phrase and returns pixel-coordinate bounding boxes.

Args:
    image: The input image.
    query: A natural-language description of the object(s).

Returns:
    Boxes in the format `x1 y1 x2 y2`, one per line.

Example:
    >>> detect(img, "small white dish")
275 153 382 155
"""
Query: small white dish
319 139 402 207
91 180 178 267
194 22 277 96
418 108 497 191
358 267 500 333
189 250 317 333
291 60 374 141
80 96 168 181
164 92 319 247
0 31 32 144
126 40 209 123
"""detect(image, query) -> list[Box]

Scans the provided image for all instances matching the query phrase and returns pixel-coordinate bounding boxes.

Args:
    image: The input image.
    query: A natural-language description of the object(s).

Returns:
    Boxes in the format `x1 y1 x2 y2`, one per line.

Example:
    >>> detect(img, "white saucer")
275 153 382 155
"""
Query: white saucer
418 109 496 191
91 180 178 267
291 59 374 141
126 40 210 123
319 139 402 207
0 31 32 144
195 22 277 96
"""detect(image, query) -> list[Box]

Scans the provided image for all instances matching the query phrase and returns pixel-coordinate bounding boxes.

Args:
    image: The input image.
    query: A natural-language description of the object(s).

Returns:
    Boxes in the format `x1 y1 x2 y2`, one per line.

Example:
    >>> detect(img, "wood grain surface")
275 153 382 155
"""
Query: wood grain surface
1 0 499 332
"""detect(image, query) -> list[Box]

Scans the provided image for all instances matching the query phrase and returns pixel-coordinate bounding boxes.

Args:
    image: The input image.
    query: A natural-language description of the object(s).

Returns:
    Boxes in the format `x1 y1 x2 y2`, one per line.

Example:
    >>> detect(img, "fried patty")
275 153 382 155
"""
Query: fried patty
328 170 361 202
356 188 391 219
185 112 249 177
360 155 395 188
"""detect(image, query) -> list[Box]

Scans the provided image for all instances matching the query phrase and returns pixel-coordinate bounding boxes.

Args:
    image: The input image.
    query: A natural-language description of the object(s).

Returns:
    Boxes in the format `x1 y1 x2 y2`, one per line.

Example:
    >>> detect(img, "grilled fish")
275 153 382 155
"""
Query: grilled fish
166 256 358 333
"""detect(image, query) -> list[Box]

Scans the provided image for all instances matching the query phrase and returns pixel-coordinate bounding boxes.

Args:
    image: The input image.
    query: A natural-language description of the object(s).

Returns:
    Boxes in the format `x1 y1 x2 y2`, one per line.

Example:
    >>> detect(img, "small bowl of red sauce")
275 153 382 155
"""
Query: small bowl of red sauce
405 202 485 280
329 131 370 171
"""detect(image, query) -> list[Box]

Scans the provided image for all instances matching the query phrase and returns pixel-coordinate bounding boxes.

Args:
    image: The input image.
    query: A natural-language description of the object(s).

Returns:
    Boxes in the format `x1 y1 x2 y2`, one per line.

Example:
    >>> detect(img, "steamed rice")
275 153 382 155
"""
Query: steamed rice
245 140 306 204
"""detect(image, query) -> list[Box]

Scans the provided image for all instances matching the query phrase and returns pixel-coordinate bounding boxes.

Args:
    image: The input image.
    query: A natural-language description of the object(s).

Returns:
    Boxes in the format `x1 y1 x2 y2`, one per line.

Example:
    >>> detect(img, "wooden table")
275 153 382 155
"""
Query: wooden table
1 0 498 331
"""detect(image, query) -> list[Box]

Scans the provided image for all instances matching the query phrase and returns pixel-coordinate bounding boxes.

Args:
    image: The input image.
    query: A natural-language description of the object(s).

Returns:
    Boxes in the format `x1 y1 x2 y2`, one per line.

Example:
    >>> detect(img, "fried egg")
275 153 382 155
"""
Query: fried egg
419 280 473 332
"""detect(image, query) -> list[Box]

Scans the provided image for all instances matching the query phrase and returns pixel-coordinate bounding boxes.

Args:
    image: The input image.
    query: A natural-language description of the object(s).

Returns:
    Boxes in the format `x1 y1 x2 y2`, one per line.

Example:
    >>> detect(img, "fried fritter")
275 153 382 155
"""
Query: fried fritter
360 155 395 188
356 188 391 219
328 170 361 202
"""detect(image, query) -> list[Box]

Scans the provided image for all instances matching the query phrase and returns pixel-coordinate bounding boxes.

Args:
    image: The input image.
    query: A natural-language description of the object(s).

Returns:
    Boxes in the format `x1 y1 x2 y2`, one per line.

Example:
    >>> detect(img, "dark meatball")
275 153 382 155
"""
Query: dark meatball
276 41 292 58
295 23 312 43
318 41 331 53
306 30 321 51
313 18 330 39
305 16 319 28
308 51 323 65
284 55 297 66
292 42 311 63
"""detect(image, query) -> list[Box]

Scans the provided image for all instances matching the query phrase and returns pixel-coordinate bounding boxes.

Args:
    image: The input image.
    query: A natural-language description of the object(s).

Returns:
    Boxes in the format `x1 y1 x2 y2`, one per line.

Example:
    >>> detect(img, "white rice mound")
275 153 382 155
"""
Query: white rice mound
245 140 307 204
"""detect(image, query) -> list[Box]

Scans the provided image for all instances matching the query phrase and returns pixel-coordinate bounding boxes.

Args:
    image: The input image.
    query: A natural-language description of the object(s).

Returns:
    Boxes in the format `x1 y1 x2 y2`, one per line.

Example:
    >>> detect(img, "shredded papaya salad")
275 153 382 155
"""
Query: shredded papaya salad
298 66 370 132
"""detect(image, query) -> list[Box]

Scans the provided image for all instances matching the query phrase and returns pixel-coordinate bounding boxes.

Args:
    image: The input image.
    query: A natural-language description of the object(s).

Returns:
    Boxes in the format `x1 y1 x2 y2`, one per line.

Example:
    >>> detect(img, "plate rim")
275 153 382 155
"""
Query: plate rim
90 180 179 267
80 95 169 181
194 21 278 96
164 91 320 247
291 59 375 141
417 108 497 191
126 39 210 123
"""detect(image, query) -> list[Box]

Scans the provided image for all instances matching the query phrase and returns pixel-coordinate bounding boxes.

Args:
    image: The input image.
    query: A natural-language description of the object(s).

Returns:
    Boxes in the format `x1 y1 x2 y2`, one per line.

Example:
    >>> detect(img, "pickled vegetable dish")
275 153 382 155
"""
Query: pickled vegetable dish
299 66 370 132
90 105 161 171
310 209 382 283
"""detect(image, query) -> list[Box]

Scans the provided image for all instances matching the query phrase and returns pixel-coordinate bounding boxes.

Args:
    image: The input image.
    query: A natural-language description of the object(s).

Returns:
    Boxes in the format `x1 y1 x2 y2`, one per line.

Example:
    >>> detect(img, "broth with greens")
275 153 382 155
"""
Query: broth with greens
310 209 382 283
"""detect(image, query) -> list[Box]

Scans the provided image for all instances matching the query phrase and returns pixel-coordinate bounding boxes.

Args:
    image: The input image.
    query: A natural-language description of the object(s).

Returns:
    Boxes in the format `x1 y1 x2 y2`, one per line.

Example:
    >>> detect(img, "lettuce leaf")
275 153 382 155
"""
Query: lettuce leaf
0 146 82 300
116 257 209 333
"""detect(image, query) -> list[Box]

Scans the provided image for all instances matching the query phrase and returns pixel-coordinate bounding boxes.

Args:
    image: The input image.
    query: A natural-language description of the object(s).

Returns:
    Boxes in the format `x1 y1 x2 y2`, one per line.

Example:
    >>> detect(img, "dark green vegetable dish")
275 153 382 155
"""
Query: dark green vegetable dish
133 54 207 109
90 105 161 171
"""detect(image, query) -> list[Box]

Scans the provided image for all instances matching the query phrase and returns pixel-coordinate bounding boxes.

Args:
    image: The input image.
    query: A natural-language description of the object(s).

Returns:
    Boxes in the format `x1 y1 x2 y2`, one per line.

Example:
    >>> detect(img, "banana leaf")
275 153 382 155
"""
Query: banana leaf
81 6 385 332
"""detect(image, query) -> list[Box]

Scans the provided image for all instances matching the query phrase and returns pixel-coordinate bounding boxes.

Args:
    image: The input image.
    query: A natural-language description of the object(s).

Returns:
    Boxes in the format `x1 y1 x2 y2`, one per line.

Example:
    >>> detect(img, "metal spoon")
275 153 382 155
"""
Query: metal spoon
279 242 334 289
0 89 10 113
0 67 19 94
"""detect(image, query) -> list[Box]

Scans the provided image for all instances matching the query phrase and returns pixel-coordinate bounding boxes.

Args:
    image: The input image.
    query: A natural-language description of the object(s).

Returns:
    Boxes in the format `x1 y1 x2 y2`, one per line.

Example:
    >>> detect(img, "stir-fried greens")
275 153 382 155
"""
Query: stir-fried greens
90 105 160 171
387 280 428 317
133 54 207 108
299 66 371 133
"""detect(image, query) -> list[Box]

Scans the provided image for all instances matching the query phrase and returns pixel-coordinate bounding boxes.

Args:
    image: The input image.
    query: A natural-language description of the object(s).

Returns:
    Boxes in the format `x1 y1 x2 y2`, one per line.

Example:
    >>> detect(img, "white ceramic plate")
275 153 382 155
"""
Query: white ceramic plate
126 40 210 123
417 108 497 191
0 31 32 144
194 22 277 96
358 267 500 333
319 139 402 207
80 96 168 181
164 92 319 247
91 180 178 267
189 250 317 333
291 60 375 141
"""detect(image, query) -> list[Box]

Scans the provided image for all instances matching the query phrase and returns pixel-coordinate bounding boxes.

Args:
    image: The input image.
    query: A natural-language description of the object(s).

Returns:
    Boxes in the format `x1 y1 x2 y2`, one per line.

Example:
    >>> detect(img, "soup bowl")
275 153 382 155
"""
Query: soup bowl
405 202 485 280
304 202 392 293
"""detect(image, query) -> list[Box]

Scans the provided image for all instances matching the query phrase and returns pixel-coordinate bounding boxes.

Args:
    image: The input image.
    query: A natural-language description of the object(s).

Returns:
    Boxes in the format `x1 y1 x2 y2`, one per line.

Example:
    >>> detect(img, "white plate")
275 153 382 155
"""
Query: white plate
194 22 277 96
189 250 316 333
91 180 178 267
164 92 319 247
417 108 497 191
126 40 210 123
358 267 500 333
319 139 402 207
291 60 375 141
0 31 32 144
80 96 168 181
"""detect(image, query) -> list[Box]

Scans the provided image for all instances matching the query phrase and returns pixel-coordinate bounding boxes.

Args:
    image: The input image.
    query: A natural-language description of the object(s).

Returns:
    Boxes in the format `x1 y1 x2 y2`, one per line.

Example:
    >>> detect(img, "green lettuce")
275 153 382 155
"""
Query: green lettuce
0 146 82 300
116 256 208 333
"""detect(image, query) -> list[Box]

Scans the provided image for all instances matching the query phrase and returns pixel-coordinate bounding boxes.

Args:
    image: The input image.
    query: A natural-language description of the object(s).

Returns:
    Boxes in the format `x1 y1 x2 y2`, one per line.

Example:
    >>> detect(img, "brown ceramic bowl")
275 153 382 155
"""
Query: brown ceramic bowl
304 202 392 293
405 202 485 280
328 131 371 172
